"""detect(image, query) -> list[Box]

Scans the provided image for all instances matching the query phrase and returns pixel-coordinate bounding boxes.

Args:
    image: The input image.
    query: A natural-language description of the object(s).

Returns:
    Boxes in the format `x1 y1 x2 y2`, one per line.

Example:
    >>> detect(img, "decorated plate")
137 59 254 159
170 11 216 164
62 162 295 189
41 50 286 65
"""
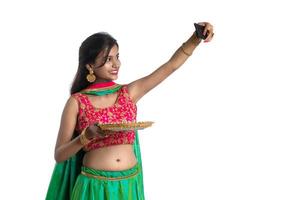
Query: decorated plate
96 121 154 131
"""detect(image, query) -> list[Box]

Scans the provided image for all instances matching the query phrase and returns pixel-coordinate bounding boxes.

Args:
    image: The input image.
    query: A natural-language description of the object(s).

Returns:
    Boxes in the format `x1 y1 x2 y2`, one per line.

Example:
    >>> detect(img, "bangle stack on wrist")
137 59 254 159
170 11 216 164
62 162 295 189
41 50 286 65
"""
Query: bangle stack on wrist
79 127 91 146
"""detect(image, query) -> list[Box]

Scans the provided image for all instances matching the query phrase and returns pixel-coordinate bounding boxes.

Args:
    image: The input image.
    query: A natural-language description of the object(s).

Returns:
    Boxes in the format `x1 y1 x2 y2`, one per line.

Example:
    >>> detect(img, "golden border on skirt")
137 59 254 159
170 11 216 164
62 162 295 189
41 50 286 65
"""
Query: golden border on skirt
81 168 140 181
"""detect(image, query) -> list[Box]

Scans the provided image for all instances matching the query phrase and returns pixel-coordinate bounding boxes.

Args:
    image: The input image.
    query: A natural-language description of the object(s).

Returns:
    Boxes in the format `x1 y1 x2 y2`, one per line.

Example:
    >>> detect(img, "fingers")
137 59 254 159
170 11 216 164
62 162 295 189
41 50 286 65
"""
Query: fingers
202 22 209 36
198 22 214 43
88 123 107 138
204 32 214 43
95 124 111 138
96 126 106 135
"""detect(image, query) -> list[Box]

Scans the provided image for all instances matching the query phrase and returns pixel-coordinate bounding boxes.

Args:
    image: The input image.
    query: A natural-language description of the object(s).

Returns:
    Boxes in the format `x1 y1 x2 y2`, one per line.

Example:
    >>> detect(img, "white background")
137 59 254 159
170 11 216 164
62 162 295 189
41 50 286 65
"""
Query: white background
0 0 299 199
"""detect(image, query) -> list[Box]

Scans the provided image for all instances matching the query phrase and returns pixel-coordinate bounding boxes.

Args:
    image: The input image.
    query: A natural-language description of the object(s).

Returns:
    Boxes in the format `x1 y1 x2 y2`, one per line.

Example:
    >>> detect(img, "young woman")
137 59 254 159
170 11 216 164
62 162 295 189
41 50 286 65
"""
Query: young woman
46 22 214 200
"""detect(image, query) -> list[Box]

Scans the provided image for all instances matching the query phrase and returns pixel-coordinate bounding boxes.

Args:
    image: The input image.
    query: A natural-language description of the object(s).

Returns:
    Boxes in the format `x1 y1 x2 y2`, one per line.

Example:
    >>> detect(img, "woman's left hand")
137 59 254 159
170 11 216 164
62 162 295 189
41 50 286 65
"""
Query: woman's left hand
197 22 214 43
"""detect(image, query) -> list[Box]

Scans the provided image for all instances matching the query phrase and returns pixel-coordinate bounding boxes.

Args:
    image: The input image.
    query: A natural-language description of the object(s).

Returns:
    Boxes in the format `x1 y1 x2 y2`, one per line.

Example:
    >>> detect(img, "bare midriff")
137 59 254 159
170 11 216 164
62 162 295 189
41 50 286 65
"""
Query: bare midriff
82 144 138 171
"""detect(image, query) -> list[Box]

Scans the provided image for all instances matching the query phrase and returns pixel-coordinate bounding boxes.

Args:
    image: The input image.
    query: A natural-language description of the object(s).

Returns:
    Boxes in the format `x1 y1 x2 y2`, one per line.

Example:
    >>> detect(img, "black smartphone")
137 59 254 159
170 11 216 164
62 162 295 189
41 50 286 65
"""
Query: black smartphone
194 23 209 40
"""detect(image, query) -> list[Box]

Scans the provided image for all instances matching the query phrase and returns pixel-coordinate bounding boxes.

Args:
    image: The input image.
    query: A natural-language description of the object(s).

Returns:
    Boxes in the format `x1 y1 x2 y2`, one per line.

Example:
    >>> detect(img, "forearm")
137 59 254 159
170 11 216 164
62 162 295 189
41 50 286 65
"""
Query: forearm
55 135 84 163
168 32 201 70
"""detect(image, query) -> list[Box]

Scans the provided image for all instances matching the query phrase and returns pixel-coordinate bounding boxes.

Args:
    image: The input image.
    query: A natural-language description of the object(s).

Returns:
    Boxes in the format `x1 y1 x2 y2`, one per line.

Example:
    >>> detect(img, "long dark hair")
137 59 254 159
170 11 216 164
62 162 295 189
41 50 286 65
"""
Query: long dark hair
70 32 118 94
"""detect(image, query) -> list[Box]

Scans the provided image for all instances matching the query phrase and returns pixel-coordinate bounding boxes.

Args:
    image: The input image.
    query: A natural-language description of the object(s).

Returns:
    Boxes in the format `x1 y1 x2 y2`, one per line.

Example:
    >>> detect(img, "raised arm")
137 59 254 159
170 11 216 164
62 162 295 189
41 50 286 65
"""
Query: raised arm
127 22 214 103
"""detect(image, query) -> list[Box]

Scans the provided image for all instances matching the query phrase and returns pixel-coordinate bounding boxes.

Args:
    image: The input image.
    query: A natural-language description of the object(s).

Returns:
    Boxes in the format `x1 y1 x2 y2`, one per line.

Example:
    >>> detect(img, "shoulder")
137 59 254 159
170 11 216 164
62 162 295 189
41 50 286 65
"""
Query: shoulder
120 84 129 91
65 93 80 114
124 82 139 104
70 92 82 99
120 83 137 104
70 92 88 104
70 93 80 105
120 84 130 95
114 84 129 96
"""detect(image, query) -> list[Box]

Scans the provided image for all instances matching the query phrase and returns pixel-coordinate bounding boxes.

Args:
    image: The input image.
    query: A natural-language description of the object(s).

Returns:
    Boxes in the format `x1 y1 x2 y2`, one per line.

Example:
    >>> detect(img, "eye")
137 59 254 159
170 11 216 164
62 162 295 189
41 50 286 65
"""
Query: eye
106 57 112 62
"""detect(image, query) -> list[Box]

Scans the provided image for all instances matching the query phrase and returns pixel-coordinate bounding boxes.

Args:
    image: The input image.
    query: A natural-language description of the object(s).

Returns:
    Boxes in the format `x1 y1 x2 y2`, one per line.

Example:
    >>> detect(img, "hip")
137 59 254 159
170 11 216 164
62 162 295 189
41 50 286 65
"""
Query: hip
71 162 144 200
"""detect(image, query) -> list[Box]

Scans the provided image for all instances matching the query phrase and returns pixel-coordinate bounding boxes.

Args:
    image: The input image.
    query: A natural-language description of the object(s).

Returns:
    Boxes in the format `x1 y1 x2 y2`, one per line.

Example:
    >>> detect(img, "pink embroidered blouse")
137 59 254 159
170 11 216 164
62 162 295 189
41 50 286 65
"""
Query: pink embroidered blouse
71 85 137 152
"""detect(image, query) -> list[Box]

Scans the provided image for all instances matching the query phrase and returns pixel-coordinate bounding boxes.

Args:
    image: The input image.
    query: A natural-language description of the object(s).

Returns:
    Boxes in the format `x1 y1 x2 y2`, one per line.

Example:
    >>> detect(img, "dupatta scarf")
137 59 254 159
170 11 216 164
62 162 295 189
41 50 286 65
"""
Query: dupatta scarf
46 81 144 199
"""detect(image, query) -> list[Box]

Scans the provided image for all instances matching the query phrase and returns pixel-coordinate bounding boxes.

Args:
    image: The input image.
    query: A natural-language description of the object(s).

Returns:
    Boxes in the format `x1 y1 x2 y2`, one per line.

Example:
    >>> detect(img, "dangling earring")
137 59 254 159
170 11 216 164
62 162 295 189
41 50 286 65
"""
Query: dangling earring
86 68 96 83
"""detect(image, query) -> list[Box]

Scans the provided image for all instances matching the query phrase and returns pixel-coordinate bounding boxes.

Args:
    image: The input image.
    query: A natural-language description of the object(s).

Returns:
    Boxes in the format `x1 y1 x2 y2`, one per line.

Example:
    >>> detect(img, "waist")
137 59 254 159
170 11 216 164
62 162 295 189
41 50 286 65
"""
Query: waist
81 162 140 181
82 144 137 170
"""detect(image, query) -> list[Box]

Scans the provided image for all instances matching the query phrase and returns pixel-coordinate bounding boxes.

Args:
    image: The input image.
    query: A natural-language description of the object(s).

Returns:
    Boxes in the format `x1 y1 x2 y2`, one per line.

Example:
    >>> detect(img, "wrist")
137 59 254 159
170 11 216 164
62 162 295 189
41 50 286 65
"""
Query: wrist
180 43 192 56
188 32 201 46
180 32 201 57
79 127 92 146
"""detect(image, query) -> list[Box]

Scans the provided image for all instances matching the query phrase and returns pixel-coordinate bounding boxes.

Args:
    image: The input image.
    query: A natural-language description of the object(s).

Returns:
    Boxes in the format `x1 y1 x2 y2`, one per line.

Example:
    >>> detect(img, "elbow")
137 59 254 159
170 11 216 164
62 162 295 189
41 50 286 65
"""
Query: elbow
54 156 61 163
55 154 66 163
54 152 61 163
54 149 66 163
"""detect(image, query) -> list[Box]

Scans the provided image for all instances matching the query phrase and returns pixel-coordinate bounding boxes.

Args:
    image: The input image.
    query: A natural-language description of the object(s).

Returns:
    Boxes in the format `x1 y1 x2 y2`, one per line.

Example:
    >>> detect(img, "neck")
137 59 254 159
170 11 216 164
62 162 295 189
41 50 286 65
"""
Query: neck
94 79 112 83
87 80 117 89
80 80 121 95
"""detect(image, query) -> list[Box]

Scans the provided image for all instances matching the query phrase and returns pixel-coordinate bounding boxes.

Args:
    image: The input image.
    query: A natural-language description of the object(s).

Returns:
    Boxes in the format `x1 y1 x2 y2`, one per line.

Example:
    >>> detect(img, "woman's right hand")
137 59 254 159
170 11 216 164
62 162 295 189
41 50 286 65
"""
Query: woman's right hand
85 123 110 140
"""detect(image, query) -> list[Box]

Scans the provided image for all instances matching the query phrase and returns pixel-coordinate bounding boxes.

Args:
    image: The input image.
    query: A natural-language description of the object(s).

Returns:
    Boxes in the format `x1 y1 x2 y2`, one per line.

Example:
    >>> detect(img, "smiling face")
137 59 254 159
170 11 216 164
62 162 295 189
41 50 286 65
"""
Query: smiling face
86 44 120 83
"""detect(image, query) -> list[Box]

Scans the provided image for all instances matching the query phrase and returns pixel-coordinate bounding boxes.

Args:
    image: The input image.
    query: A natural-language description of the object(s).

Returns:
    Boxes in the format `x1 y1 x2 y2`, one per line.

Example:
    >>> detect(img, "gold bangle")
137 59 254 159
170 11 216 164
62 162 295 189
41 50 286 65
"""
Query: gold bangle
79 128 91 146
180 43 192 56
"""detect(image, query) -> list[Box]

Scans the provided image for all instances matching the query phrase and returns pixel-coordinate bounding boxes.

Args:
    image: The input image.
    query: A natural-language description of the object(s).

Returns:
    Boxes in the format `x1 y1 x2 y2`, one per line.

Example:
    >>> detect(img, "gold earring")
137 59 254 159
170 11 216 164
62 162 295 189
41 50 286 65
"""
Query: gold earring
86 68 96 83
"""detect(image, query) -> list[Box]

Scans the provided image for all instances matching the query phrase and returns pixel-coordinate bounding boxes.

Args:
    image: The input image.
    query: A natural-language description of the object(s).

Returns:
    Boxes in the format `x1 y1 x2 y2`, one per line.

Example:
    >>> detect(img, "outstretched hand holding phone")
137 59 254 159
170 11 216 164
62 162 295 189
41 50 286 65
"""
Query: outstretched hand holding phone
194 22 214 42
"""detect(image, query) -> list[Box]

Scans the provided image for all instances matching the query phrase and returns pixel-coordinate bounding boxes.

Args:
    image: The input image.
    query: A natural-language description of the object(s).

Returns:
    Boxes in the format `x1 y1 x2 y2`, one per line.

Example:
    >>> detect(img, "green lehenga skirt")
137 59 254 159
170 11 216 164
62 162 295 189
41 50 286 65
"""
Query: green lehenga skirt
71 163 144 200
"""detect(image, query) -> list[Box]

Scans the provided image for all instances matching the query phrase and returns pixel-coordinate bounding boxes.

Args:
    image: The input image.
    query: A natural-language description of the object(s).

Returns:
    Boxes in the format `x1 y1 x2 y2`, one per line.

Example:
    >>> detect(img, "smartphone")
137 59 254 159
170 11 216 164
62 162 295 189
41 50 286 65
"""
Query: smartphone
194 23 209 40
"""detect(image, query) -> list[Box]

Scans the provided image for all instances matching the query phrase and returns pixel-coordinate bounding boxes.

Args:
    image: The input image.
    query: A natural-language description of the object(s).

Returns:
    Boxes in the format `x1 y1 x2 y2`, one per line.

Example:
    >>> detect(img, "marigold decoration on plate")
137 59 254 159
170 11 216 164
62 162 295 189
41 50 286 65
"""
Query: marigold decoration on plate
97 121 154 132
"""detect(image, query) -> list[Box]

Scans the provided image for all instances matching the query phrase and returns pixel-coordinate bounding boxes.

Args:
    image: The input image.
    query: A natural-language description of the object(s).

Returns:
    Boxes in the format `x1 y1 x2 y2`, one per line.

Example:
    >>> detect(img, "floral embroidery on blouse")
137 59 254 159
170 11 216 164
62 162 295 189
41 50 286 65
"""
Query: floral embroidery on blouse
71 85 137 151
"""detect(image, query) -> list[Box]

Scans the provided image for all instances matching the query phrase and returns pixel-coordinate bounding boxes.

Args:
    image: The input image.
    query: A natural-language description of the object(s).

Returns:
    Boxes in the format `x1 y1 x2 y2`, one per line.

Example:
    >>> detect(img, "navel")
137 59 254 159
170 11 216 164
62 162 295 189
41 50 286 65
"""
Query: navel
116 159 121 162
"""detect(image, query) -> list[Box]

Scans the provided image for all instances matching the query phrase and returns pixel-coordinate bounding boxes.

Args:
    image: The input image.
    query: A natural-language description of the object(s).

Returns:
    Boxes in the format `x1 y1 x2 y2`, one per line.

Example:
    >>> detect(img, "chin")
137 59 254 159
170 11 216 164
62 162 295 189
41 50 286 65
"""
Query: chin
111 75 119 80
104 77 118 81
101 74 118 81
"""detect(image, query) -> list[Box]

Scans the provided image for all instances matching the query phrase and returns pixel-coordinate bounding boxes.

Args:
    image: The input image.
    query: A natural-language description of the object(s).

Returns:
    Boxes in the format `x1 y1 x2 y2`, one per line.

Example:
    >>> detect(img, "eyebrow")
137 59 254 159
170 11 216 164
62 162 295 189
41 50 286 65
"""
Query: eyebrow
107 53 119 57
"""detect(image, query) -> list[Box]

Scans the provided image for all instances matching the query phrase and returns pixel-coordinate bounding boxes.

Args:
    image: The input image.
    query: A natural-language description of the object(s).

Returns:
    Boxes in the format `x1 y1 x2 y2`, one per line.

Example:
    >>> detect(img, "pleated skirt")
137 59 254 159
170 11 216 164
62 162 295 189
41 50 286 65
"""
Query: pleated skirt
71 163 144 200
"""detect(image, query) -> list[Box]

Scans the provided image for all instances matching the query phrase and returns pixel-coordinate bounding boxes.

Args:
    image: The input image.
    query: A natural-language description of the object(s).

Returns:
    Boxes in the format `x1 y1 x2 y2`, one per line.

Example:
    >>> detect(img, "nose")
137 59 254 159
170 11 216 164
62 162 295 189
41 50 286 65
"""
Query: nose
112 58 120 68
